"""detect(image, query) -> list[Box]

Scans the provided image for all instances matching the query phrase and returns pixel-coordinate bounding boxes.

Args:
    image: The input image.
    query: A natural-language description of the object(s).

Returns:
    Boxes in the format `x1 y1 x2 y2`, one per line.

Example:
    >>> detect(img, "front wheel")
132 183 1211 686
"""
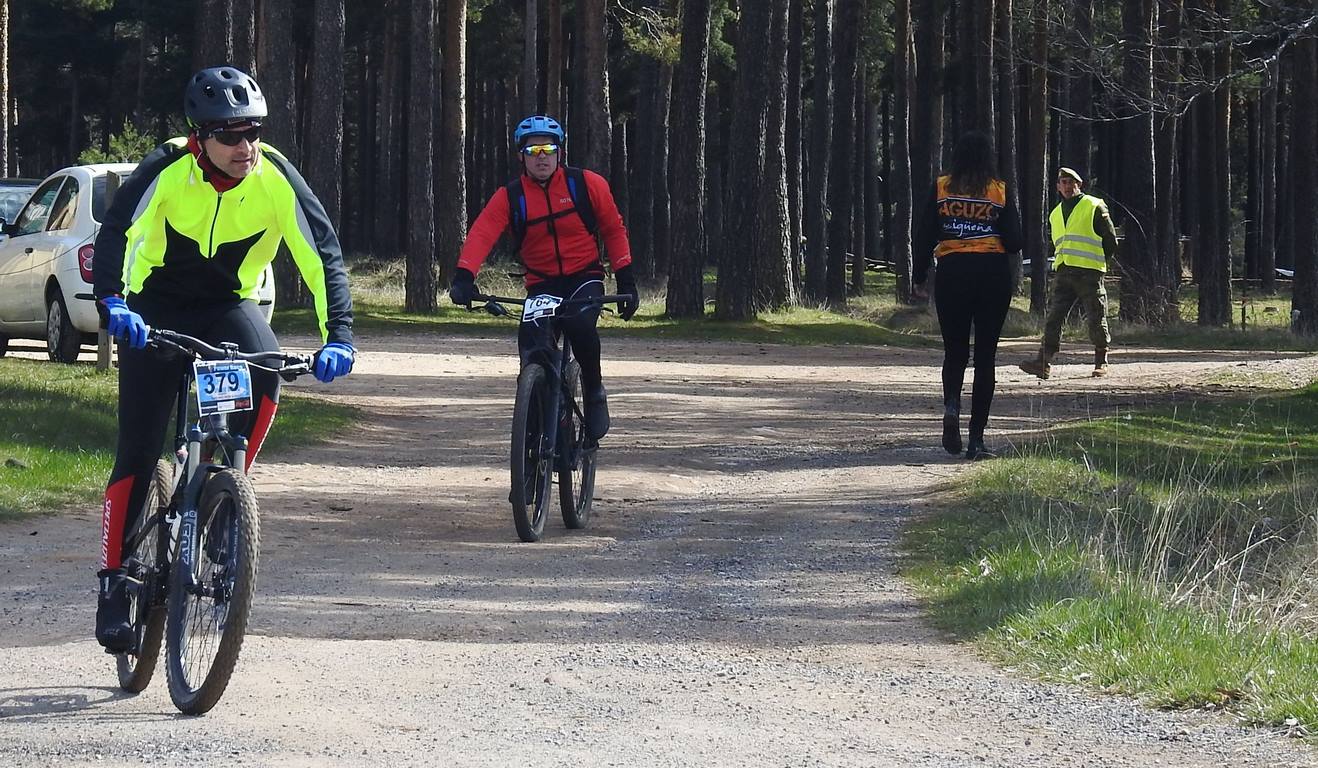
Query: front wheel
558 361 596 529
115 459 172 693
165 468 260 715
511 364 554 542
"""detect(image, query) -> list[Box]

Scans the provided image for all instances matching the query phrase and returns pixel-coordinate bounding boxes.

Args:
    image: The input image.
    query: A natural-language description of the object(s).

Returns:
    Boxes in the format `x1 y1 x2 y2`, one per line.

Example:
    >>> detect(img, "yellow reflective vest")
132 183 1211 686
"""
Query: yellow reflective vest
1048 194 1108 272
93 138 353 345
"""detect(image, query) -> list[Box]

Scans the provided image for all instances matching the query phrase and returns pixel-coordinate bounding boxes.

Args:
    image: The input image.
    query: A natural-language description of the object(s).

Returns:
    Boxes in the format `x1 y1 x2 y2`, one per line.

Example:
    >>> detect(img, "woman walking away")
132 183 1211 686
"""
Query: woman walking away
912 130 1023 460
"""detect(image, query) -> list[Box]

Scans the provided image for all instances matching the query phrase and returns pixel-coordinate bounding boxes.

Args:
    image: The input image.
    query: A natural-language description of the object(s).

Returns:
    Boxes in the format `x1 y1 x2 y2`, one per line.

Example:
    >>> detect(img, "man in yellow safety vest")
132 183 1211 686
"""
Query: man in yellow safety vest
1019 166 1118 379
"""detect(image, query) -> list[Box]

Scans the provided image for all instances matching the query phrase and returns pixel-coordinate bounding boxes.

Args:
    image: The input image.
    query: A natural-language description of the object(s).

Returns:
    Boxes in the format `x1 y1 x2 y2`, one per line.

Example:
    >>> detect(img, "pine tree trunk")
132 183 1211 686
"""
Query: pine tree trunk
405 0 437 312
1061 0 1094 177
665 0 710 319
714 0 773 320
306 0 344 230
786 0 804 290
825 0 866 307
630 53 658 278
522 0 538 114
578 0 611 174
438 0 468 284
233 0 256 73
1260 61 1278 294
756 0 794 309
1117 0 1160 323
911 0 945 192
1025 7 1048 313
1154 0 1183 320
611 121 629 218
1291 32 1318 334
374 2 405 262
654 59 674 277
850 60 866 296
804 0 833 300
547 0 563 116
995 0 1019 291
893 0 914 304
0 0 8 178
194 0 234 70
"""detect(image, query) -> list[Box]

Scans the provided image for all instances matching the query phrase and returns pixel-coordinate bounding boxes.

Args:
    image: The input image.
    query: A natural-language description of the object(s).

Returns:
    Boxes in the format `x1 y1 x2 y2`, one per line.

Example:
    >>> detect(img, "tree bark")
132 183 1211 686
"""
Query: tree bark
1117 0 1160 323
756 0 794 309
714 0 774 319
850 59 866 296
995 0 1019 291
804 0 833 301
911 0 945 192
665 0 709 319
1259 61 1277 294
374 2 406 262
825 0 866 306
522 0 538 114
438 0 468 284
1291 31 1318 334
547 0 563 116
1154 0 1182 320
233 0 256 73
1025 5 1048 313
406 0 437 312
306 0 345 230
893 0 913 304
0 0 8 178
786 0 804 290
1061 0 1094 177
578 0 611 174
653 59 674 277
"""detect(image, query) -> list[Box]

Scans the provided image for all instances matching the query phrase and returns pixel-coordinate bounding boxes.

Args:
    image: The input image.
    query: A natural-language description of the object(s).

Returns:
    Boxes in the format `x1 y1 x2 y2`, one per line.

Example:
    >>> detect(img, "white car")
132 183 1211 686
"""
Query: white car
0 164 275 363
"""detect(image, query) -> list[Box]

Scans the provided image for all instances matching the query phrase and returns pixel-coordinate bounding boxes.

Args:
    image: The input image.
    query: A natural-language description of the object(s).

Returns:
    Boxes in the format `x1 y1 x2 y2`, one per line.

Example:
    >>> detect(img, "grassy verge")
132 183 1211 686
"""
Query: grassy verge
275 256 1317 352
0 358 357 521
903 383 1318 733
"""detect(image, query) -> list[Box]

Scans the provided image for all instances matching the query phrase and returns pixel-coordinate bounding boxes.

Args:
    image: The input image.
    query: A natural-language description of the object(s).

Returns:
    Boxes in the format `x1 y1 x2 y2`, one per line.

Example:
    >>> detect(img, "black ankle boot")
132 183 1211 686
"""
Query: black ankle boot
584 383 610 441
965 434 995 461
942 404 962 455
96 568 134 653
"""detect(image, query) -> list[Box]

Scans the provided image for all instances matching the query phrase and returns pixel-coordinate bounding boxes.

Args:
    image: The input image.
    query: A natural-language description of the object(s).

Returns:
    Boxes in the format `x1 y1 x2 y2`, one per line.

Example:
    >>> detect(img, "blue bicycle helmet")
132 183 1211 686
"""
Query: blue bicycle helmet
513 115 565 147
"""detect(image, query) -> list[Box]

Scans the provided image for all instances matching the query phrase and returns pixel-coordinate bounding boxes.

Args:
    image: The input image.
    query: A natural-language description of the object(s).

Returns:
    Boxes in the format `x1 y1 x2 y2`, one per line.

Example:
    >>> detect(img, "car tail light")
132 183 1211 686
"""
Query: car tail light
78 244 94 283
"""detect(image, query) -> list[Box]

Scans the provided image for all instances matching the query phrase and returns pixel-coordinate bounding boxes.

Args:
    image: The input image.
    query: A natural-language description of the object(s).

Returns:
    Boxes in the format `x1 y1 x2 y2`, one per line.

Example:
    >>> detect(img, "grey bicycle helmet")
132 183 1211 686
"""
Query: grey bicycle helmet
184 67 267 129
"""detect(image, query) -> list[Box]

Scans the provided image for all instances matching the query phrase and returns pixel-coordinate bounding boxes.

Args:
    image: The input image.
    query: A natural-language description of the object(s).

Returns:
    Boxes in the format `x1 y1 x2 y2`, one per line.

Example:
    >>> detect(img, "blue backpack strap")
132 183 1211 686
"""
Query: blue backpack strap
505 178 527 253
563 166 598 236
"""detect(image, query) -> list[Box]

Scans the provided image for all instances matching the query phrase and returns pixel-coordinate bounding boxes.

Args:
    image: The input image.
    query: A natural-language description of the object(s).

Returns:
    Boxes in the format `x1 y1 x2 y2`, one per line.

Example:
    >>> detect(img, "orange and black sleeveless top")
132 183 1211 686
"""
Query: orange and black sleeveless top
933 175 1007 258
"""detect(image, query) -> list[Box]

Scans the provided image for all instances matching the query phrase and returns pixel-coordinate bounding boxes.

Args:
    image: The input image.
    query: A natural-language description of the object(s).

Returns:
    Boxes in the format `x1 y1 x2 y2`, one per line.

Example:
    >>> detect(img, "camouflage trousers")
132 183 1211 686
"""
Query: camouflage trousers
1042 264 1110 360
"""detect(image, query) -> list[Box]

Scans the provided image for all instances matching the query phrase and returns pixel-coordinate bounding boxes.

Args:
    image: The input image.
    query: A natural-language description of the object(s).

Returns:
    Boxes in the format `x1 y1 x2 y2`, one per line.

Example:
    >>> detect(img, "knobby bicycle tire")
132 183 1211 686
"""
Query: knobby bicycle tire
116 459 172 693
165 467 260 715
558 360 596 529
511 364 554 542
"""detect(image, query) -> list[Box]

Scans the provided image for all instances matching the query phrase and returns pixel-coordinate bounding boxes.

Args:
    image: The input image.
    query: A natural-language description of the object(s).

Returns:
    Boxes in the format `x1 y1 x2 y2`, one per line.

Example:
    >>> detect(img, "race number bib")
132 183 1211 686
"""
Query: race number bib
522 294 563 322
194 360 254 416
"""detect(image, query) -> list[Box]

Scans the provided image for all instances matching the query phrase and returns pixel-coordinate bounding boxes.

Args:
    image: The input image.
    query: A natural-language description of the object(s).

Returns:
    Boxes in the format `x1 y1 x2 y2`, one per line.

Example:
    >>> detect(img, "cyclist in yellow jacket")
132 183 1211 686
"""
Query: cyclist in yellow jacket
90 67 355 652
1019 167 1118 379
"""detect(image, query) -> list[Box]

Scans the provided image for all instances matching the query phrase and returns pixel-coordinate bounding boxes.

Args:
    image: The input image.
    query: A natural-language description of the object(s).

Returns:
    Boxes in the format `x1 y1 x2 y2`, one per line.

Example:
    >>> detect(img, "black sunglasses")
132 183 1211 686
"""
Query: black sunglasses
209 126 262 146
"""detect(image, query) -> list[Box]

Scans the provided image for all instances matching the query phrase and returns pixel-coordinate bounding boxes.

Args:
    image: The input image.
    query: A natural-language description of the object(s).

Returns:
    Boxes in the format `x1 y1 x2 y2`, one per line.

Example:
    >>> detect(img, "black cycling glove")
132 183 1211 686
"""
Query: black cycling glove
614 265 639 321
449 268 477 307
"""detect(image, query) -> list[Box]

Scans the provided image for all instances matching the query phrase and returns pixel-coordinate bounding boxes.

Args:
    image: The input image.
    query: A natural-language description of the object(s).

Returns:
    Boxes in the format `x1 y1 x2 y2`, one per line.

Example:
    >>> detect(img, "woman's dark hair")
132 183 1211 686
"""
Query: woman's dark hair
947 130 998 196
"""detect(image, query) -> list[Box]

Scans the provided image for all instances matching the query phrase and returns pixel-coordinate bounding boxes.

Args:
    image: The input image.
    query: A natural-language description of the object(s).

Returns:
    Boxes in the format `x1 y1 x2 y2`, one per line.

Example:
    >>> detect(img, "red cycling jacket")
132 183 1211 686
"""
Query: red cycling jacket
458 167 632 286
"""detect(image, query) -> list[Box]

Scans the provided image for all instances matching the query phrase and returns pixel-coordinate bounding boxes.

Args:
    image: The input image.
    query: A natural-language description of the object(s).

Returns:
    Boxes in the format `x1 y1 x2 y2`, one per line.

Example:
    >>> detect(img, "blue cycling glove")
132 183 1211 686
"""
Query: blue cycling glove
314 342 356 383
99 296 149 349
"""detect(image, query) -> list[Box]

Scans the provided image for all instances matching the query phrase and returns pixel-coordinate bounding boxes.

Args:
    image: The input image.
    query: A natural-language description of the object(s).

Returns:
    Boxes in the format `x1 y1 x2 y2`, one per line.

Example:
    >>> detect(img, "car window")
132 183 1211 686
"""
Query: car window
46 178 79 231
0 185 35 223
12 177 63 237
92 172 130 223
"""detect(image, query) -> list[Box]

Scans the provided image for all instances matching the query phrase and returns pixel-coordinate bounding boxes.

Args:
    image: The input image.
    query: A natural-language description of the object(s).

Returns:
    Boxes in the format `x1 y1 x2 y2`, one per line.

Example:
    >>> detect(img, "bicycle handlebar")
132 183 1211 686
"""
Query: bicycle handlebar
467 293 629 319
148 328 315 381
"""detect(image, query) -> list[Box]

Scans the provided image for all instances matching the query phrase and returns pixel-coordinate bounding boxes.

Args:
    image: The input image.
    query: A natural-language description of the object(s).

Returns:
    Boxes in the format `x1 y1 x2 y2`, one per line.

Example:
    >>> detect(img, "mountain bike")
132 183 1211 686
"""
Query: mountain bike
470 291 625 542
113 327 312 715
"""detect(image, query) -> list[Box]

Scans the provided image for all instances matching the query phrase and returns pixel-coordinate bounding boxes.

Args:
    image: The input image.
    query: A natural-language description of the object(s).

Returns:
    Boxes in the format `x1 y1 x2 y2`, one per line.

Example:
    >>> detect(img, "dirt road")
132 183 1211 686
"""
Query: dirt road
2 332 1316 767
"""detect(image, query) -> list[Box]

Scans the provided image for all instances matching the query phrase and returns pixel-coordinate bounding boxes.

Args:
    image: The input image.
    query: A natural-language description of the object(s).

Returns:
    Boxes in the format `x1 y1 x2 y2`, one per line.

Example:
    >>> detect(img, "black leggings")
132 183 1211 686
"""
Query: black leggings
934 252 1012 437
101 298 280 570
519 274 605 389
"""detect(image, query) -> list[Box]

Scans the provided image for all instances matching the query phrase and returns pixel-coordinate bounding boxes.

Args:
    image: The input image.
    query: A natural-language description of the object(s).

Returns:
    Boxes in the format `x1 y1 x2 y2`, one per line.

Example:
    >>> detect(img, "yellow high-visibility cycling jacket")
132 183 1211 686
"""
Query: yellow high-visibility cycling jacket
92 137 353 346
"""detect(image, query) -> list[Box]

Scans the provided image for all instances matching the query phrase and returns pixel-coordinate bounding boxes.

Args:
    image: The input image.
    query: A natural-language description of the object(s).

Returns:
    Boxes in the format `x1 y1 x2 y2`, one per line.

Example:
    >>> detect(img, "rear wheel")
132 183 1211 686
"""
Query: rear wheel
116 460 173 693
165 468 260 715
46 290 81 364
510 364 553 542
558 361 596 529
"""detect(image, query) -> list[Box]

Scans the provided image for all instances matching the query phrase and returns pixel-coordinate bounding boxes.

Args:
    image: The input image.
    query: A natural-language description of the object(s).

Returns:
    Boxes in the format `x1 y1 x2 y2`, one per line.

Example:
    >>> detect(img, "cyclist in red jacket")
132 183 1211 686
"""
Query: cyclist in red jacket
450 115 636 441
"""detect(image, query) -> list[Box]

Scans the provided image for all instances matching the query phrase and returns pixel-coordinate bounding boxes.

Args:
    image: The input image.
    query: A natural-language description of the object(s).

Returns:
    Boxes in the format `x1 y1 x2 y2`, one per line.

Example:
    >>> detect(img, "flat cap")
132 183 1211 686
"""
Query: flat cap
1057 167 1083 183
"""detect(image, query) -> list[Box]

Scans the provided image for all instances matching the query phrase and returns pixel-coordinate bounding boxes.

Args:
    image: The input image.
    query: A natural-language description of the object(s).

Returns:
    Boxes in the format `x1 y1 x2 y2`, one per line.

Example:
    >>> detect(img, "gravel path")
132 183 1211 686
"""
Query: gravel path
1 333 1315 767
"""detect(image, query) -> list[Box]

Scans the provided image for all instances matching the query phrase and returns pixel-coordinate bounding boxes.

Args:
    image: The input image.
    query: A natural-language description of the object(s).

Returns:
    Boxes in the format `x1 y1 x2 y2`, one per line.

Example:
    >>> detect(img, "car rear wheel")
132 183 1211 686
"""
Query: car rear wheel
47 291 81 364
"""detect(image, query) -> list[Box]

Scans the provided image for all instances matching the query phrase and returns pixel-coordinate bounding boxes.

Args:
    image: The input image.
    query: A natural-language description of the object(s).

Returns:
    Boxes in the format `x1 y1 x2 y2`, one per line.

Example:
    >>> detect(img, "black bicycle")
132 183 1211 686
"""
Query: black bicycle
470 291 625 542
113 328 312 715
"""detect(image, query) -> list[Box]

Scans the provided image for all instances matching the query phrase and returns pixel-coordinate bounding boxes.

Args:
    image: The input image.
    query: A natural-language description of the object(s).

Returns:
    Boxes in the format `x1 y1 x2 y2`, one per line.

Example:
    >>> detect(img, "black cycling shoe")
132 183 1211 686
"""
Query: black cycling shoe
96 568 134 654
941 404 962 455
584 383 610 441
965 435 995 461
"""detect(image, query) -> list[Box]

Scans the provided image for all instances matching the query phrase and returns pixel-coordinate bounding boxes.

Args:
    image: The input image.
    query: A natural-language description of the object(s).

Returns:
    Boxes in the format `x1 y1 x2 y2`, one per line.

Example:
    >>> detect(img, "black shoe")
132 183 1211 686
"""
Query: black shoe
584 383 610 441
96 568 134 653
941 405 962 455
965 436 996 461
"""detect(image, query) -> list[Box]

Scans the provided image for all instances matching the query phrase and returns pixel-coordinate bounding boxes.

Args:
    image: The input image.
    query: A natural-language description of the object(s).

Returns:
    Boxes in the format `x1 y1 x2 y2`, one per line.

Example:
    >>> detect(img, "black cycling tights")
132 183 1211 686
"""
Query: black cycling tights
518 274 605 391
933 252 1012 438
101 299 280 571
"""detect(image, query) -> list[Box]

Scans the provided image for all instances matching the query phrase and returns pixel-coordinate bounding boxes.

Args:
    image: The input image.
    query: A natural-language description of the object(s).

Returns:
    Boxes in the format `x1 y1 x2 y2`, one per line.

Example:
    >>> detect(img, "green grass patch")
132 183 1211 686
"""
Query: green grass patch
0 358 356 521
903 384 1318 732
